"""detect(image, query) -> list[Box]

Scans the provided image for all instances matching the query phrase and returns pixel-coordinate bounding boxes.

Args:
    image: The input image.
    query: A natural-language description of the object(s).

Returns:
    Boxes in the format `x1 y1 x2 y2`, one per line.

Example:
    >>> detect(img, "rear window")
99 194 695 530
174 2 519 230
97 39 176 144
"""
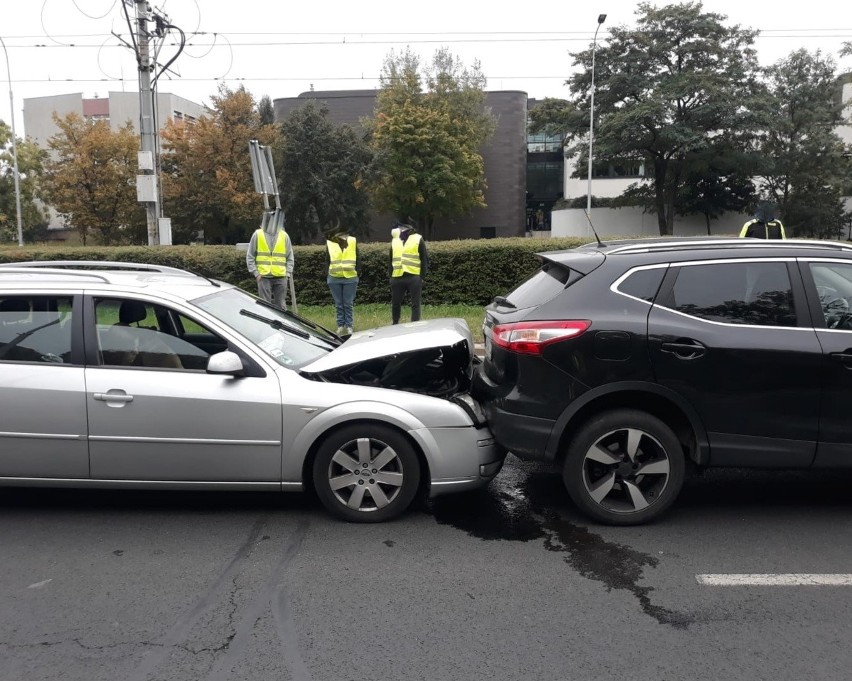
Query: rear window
504 261 579 309
616 267 667 302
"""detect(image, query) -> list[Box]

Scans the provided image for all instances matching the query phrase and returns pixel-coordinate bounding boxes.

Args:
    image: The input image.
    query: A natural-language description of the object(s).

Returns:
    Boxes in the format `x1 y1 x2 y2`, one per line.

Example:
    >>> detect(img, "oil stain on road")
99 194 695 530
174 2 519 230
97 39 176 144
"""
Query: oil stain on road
428 460 693 628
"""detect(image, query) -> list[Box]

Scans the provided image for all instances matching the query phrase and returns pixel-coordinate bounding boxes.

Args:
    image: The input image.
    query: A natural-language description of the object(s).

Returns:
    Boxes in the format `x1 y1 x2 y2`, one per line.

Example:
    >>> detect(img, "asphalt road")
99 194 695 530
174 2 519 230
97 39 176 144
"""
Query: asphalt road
2 458 852 681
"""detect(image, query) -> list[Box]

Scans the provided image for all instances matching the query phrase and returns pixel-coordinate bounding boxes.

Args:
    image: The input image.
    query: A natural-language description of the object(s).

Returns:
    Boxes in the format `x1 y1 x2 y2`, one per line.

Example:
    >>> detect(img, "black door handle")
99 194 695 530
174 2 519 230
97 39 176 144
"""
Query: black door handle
661 340 706 359
830 351 852 368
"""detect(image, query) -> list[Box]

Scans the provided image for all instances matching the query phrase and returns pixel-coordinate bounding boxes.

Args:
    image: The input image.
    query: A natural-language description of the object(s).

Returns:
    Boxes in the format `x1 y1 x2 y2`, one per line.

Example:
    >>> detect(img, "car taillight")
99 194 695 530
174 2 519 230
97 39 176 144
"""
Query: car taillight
491 320 591 356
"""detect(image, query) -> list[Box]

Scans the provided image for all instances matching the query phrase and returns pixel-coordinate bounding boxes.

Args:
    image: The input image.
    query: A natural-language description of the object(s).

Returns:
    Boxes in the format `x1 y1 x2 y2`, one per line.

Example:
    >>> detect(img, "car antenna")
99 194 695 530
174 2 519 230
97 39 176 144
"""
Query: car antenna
584 209 605 248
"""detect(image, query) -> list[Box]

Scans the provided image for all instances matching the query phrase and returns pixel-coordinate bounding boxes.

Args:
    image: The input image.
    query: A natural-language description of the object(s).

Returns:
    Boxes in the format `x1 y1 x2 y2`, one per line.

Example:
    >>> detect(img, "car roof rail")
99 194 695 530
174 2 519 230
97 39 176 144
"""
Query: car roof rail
606 239 852 255
0 267 112 283
0 260 191 274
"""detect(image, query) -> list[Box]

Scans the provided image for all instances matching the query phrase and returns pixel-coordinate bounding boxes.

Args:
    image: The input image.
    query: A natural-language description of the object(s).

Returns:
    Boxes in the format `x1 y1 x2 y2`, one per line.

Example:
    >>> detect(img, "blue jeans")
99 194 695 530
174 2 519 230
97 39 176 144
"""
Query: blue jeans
327 276 358 328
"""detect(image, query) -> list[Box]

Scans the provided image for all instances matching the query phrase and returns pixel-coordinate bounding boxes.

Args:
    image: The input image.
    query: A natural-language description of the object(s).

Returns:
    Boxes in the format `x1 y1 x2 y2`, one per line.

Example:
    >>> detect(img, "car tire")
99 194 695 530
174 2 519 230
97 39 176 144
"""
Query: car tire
562 409 685 526
313 423 421 523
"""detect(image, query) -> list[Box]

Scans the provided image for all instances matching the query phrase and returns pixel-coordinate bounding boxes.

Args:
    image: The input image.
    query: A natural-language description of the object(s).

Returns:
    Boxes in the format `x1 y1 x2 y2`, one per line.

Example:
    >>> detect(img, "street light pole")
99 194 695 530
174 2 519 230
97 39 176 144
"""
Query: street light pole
0 35 23 247
586 13 607 223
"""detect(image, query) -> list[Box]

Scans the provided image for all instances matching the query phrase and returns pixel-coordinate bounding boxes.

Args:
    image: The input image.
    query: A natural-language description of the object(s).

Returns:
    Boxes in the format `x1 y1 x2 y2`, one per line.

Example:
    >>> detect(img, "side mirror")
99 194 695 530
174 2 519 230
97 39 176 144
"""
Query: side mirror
207 350 244 375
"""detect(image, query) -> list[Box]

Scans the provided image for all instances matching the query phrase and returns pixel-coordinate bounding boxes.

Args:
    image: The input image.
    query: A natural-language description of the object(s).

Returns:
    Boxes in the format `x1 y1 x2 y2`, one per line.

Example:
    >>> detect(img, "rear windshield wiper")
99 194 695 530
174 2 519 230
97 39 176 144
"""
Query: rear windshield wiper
492 295 517 309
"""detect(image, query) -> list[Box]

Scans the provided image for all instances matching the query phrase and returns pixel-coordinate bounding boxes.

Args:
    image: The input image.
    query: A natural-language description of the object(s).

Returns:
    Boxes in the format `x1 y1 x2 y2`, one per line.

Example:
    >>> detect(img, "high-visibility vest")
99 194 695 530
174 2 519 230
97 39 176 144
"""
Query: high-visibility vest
391 233 422 277
255 229 288 277
739 219 786 240
327 236 357 278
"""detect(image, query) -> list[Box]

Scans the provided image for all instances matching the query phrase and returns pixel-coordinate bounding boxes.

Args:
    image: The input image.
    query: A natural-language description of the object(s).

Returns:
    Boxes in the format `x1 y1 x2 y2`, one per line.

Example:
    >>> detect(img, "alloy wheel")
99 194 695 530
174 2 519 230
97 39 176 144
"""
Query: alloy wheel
581 427 671 515
327 437 405 512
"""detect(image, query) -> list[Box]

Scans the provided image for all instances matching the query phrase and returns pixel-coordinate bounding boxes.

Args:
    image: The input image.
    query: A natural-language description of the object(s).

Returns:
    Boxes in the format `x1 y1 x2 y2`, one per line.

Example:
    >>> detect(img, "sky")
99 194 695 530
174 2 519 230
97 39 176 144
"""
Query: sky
2 0 852 137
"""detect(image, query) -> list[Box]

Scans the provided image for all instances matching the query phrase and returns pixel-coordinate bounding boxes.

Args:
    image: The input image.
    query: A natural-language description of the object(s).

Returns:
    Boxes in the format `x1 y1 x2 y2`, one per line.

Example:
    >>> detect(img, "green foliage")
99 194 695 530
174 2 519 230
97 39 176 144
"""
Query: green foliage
160 84 276 245
42 114 146 245
0 237 590 306
257 95 275 126
566 2 766 236
274 101 372 245
0 121 50 243
757 49 852 237
364 48 496 238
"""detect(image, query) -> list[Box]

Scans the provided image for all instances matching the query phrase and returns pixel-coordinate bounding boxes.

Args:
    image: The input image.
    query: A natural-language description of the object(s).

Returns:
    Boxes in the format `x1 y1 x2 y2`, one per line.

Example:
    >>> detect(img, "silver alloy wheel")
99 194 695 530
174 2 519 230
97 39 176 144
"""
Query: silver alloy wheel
327 437 405 512
581 427 671 514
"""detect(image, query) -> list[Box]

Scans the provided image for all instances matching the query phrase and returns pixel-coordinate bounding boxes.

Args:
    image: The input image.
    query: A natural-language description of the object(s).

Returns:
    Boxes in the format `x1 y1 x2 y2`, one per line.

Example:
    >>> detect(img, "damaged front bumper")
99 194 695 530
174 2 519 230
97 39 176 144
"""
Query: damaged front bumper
408 423 507 497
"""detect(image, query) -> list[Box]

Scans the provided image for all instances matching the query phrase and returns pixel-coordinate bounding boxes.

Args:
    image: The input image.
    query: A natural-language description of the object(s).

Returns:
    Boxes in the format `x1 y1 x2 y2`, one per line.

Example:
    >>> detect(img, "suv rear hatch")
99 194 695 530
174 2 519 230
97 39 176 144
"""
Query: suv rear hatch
477 249 605 385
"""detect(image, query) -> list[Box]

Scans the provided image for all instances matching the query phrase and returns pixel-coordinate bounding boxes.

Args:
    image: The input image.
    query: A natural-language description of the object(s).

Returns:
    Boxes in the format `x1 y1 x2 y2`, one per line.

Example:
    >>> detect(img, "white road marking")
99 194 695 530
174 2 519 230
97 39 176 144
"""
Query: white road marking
27 579 52 589
697 574 852 586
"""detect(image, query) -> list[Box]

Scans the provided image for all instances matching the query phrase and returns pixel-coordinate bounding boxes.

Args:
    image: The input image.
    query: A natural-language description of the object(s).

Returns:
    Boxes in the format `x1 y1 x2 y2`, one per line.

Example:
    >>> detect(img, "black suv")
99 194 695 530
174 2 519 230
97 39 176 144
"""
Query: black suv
474 237 852 525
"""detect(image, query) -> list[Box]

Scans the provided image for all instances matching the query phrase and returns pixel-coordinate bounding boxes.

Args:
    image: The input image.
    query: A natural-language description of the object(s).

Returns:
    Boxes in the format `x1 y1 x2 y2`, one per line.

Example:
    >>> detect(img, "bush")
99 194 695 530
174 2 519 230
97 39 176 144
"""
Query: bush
0 237 592 305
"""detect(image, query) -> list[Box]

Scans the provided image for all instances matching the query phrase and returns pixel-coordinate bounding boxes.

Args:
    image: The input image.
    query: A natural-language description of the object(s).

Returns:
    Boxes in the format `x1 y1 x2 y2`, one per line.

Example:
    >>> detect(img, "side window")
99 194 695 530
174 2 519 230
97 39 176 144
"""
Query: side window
664 262 797 327
0 295 74 363
616 267 666 302
809 263 852 330
94 297 224 370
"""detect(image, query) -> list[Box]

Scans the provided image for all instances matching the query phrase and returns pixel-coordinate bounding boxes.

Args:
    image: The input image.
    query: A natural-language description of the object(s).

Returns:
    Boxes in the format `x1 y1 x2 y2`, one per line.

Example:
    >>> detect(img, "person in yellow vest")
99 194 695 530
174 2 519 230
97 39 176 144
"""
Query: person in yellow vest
739 202 786 240
389 222 428 324
325 220 360 336
246 216 294 309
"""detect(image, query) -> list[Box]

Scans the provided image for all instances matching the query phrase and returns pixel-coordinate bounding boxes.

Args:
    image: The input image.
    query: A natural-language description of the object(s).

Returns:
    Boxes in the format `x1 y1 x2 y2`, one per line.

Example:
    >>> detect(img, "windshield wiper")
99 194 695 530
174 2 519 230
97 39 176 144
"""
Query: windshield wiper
254 299 341 341
239 308 310 338
493 295 517 309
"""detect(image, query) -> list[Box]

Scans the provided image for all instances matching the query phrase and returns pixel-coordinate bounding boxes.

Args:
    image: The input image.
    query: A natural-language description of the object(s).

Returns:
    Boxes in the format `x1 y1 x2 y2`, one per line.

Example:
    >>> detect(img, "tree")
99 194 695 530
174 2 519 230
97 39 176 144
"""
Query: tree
364 48 496 238
757 49 852 238
0 121 50 243
160 84 276 244
563 2 766 235
274 101 372 244
675 146 757 234
43 113 145 245
258 95 275 126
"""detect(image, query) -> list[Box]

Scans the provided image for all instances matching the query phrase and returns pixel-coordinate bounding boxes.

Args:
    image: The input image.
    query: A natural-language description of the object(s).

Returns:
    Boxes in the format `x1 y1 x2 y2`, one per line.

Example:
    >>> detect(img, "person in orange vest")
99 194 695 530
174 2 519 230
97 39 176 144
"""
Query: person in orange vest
325 220 360 336
246 216 294 308
389 222 428 324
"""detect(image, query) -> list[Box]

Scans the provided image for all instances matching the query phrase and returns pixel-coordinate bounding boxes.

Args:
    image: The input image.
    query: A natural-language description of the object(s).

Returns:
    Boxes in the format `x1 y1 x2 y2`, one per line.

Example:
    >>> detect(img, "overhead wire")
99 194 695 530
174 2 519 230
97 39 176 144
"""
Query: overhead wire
70 0 117 20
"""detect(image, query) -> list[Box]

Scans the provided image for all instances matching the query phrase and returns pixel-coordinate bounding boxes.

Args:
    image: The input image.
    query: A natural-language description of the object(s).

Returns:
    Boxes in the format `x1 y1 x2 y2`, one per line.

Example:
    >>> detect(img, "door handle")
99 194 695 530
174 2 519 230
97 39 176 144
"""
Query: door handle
830 351 852 367
660 340 706 359
94 392 134 403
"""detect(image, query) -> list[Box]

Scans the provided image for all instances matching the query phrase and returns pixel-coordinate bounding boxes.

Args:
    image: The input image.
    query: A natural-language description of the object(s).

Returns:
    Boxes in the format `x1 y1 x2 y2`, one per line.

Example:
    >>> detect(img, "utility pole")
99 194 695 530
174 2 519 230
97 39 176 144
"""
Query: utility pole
134 0 159 245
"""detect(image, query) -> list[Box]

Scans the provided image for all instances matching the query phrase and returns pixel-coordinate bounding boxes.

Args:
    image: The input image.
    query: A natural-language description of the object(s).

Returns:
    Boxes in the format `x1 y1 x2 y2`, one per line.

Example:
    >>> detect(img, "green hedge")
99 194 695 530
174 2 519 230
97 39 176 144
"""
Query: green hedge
0 237 591 305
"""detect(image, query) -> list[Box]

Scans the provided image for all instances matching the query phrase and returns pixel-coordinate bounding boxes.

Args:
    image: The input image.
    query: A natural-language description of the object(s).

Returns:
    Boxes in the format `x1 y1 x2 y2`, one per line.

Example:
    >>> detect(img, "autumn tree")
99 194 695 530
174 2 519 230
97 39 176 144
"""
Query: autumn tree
562 2 766 235
0 120 50 242
160 84 275 244
274 101 372 244
756 49 852 238
43 113 145 245
364 48 495 238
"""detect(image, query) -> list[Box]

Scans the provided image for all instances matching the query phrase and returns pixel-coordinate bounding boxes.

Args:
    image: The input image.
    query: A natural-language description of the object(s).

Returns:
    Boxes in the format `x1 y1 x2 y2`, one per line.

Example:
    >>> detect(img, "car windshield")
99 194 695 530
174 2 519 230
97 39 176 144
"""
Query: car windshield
192 287 334 369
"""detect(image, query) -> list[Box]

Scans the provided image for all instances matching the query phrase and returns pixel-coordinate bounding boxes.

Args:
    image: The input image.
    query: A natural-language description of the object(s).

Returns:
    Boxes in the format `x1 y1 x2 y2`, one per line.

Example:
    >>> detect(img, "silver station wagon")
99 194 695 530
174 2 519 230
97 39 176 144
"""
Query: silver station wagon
0 261 504 522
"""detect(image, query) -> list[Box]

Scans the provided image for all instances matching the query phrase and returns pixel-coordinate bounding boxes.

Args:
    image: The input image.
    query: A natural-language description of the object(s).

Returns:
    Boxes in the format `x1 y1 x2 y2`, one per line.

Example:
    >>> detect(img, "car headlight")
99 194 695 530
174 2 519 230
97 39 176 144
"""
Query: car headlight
451 394 487 427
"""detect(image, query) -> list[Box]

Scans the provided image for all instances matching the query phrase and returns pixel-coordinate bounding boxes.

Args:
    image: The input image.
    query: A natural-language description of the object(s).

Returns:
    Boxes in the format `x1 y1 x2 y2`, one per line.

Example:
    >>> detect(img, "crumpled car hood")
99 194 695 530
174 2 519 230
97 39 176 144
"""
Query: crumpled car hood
300 318 475 398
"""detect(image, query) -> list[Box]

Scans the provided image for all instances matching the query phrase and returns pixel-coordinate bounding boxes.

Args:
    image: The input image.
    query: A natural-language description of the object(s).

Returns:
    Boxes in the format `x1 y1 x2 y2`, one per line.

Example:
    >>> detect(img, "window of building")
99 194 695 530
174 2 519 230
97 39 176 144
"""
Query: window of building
592 159 645 179
527 132 564 153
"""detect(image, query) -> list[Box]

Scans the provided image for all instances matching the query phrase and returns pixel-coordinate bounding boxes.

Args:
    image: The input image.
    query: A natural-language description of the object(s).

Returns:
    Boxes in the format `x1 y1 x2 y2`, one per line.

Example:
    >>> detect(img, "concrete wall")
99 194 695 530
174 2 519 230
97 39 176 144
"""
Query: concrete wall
273 89 528 241
23 91 205 145
551 207 751 239
23 93 84 147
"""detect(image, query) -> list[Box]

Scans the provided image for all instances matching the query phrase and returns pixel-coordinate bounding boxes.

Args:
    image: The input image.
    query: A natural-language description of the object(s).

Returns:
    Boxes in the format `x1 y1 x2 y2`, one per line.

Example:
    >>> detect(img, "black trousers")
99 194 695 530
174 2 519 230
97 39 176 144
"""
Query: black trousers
390 274 422 324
